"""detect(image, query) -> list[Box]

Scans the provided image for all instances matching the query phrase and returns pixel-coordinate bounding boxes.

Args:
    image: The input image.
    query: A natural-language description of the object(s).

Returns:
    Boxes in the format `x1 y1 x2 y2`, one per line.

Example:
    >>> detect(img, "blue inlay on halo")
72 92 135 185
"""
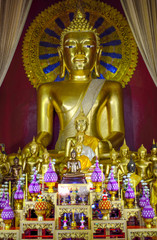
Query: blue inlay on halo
101 52 122 59
100 60 117 73
97 73 105 79
94 17 104 29
69 12 74 21
45 28 60 40
101 40 121 47
40 41 60 48
99 26 116 38
55 17 65 29
54 75 65 82
39 53 59 60
85 12 90 21
43 61 60 74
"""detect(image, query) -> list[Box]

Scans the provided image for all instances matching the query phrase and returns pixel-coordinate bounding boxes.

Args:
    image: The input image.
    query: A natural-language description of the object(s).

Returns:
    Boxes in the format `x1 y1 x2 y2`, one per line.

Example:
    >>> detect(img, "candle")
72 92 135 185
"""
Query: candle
26 173 28 200
9 181 11 204
23 190 25 207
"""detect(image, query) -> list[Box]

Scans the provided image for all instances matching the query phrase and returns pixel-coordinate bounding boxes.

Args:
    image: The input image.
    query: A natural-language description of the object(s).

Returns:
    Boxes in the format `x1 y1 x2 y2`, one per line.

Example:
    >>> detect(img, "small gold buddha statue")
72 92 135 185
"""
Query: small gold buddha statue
0 152 10 182
105 148 121 178
22 137 43 178
62 149 86 184
35 6 125 160
119 139 130 174
149 139 157 163
135 144 152 180
150 161 157 215
65 108 97 160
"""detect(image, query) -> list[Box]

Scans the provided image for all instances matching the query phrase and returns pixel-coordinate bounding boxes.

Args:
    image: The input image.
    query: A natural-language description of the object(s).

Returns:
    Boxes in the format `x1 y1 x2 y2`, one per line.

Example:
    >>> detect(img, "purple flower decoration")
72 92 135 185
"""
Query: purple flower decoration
107 171 118 191
142 198 155 219
125 179 135 199
139 189 146 208
29 173 40 194
1 194 14 221
14 184 24 200
91 158 104 182
44 161 58 183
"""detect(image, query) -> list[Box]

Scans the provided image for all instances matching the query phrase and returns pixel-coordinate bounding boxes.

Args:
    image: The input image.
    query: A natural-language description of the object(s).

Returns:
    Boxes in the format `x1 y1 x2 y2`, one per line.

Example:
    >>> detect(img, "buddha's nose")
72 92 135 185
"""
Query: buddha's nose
76 43 85 55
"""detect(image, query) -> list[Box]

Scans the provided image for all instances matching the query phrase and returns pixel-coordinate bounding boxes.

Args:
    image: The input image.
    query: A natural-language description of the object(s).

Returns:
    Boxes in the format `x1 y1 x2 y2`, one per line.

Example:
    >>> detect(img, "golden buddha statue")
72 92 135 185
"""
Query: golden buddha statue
65 108 97 160
22 137 44 178
135 144 152 180
149 139 157 163
36 7 125 160
150 161 157 215
119 139 130 174
0 152 10 182
105 148 122 178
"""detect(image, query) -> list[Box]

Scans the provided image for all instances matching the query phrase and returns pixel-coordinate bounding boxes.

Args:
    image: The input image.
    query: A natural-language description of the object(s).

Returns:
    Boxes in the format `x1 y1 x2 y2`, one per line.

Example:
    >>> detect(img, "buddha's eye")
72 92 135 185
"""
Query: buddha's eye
84 45 94 48
65 45 75 49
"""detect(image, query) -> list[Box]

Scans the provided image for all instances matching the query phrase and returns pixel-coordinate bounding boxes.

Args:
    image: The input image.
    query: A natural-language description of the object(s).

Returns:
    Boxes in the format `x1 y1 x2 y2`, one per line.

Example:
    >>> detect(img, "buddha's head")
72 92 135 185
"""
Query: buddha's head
138 144 147 159
110 148 118 161
58 8 102 79
29 137 38 155
14 157 19 165
71 149 76 159
120 139 129 157
151 139 157 155
75 108 88 133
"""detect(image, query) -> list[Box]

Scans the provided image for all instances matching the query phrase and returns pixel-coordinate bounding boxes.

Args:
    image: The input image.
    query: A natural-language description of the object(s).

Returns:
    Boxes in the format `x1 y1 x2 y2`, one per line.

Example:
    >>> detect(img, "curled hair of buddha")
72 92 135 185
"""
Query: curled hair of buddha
75 107 89 126
60 6 100 49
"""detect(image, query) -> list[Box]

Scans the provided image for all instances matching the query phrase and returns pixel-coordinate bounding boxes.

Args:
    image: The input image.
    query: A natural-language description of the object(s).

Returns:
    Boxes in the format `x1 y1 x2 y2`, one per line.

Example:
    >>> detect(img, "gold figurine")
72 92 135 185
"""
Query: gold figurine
136 144 152 181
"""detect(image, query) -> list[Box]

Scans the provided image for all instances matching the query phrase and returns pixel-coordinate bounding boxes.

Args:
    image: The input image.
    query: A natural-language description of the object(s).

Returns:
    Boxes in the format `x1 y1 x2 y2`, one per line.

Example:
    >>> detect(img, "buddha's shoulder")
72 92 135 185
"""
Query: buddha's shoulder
102 80 122 88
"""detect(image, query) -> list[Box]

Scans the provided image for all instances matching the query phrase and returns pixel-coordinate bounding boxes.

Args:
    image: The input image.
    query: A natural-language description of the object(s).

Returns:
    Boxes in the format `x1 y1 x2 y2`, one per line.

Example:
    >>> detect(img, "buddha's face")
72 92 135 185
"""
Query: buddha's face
139 150 146 159
121 149 128 157
30 145 38 155
76 119 87 132
63 31 97 75
151 148 157 155
111 153 117 161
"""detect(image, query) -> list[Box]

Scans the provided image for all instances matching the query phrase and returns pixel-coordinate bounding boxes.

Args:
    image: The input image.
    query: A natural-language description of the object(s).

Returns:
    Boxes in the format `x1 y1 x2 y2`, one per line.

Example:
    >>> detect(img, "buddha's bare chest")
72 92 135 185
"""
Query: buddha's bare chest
52 83 96 113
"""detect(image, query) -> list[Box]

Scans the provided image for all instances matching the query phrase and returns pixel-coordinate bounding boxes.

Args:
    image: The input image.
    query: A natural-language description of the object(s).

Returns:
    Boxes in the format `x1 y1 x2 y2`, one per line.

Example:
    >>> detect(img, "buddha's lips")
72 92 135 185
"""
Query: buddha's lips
73 56 87 63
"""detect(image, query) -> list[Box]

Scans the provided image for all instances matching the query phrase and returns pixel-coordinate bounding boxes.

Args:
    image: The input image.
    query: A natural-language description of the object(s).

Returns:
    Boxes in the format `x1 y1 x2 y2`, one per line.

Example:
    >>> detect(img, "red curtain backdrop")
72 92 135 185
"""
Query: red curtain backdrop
0 0 157 154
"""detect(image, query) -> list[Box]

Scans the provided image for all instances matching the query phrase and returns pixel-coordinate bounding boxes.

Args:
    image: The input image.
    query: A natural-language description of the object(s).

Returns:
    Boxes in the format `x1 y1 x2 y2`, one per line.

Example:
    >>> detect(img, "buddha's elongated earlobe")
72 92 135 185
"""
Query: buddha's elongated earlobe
58 47 66 78
95 48 102 77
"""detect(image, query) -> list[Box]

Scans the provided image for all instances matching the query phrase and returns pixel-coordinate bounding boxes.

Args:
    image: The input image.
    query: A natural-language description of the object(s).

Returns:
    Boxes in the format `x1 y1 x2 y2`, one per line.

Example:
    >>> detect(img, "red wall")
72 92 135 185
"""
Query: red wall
0 0 157 154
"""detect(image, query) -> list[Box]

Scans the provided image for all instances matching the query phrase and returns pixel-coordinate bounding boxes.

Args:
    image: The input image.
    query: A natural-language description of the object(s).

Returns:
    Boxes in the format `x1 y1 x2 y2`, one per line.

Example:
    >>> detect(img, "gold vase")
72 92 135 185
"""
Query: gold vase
94 182 102 193
144 217 153 228
101 209 109 220
3 219 12 230
109 191 117 201
15 199 23 210
46 182 55 193
126 198 134 209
